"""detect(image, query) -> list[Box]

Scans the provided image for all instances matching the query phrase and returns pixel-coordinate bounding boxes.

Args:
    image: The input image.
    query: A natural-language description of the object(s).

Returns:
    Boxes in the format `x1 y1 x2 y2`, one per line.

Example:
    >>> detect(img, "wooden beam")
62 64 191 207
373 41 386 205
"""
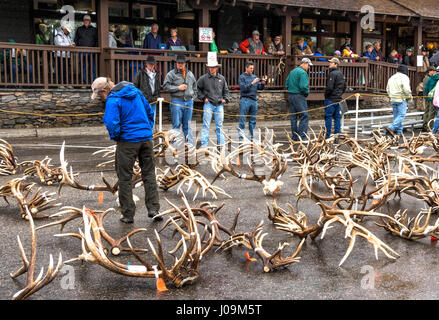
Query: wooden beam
282 13 292 56
198 7 210 51
98 0 109 77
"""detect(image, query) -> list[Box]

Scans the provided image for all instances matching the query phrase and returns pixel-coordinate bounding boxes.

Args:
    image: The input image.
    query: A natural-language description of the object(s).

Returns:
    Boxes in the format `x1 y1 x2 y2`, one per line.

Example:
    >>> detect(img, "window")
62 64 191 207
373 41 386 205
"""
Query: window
321 20 335 33
321 37 335 56
337 21 350 34
132 4 157 20
109 1 128 17
33 0 95 11
363 22 383 35
302 19 317 32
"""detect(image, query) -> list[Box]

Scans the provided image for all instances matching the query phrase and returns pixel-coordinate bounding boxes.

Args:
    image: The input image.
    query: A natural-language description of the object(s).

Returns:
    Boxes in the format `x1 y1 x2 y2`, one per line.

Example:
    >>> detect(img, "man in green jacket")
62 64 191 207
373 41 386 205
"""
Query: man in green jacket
423 67 439 131
285 58 312 141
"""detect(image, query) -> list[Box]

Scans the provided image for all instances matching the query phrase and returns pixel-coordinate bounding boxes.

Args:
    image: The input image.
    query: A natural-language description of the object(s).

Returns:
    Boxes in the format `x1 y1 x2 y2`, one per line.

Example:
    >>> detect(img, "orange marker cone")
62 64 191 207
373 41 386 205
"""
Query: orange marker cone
153 266 168 291
245 252 257 262
156 278 168 292
98 192 103 204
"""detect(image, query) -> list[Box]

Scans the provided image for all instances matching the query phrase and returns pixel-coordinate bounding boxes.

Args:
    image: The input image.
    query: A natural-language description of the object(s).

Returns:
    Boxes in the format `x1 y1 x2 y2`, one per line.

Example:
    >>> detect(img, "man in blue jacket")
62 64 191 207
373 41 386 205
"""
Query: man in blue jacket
238 60 265 140
91 77 161 223
143 23 162 50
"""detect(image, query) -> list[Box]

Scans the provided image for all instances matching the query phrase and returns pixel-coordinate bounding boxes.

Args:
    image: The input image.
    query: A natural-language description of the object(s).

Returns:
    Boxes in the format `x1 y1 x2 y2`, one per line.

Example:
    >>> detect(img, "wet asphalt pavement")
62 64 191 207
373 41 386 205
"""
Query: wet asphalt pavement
1 123 439 300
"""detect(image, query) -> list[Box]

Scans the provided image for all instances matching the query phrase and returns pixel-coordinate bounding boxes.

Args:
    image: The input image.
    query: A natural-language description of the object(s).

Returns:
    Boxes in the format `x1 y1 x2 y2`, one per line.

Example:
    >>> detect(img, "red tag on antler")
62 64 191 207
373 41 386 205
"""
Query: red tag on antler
245 252 257 262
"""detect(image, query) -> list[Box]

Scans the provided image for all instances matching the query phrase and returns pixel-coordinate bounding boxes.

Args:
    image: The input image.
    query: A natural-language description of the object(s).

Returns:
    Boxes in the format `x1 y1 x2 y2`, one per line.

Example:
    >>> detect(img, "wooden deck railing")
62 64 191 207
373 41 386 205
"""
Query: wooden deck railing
0 42 421 94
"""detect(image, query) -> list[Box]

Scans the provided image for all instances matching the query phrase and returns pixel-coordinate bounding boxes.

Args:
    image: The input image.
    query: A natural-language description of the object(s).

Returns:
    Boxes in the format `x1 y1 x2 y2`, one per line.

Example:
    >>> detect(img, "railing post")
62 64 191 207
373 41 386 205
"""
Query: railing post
355 93 360 140
157 97 164 132
42 50 49 89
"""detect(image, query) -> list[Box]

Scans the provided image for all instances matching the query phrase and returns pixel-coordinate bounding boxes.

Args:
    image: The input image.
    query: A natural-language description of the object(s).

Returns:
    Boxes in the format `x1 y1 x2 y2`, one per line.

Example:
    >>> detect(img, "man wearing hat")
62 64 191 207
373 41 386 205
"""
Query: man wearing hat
54 22 74 86
324 57 346 139
75 15 98 85
91 77 161 223
423 66 439 131
163 54 197 145
402 48 413 67
197 56 230 148
239 30 267 55
134 55 161 123
285 58 312 141
385 64 413 137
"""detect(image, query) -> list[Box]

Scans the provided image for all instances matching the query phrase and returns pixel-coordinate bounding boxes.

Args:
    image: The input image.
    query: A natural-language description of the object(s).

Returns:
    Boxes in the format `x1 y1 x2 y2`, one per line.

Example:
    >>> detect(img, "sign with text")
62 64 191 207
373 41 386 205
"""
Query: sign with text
199 27 213 43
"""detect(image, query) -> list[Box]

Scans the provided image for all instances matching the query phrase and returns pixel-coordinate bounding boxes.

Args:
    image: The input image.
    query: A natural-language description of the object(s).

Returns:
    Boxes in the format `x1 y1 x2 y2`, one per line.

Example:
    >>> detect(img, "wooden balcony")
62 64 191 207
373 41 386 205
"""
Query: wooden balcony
0 42 421 99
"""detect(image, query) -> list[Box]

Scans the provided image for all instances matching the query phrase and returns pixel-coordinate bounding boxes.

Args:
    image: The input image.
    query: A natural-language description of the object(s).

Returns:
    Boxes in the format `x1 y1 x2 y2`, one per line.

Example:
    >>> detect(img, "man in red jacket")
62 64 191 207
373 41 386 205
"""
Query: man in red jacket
239 30 267 55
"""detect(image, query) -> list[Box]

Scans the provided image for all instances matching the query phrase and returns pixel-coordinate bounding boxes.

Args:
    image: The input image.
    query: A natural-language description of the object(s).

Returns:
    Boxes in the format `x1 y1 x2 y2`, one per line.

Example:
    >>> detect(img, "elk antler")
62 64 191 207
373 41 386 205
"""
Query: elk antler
10 207 63 300
0 139 19 175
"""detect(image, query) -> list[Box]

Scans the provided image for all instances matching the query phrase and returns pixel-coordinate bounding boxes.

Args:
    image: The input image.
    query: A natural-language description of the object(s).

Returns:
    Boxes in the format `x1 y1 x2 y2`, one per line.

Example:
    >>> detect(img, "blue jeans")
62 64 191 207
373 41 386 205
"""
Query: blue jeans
389 100 407 135
288 94 309 141
238 97 258 140
150 102 157 127
170 98 194 145
324 99 341 138
201 102 224 147
432 107 439 134
82 52 96 84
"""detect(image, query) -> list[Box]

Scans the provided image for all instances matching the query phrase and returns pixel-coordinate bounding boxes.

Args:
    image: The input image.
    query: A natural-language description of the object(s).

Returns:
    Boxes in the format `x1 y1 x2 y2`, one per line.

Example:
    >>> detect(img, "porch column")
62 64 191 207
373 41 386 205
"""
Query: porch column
414 19 423 56
352 20 362 55
282 13 292 56
199 8 210 52
98 0 109 77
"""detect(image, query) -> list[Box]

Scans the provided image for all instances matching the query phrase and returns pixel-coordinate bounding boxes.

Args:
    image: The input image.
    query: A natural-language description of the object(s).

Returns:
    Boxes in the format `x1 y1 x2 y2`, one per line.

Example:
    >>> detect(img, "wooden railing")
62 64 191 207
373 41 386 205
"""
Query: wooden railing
102 47 285 89
0 42 421 94
0 43 100 88
290 55 418 93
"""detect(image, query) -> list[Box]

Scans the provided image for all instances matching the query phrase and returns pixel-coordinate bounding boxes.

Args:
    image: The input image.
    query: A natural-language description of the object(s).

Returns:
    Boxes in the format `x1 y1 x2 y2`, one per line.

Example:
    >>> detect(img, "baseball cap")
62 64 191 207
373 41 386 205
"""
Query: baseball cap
252 30 260 36
91 77 110 100
301 58 313 66
83 15 91 21
329 57 341 65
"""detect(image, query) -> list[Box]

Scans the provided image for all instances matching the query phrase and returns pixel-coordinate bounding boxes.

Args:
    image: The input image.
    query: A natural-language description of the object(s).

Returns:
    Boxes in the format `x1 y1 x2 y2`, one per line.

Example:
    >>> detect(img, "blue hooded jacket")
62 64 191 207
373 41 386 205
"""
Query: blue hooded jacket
103 82 155 142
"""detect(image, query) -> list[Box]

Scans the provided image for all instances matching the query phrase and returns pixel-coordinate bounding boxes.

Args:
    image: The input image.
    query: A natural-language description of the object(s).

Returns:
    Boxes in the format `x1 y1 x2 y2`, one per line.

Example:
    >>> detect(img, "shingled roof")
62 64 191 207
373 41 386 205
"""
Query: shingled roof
390 0 439 19
245 0 417 17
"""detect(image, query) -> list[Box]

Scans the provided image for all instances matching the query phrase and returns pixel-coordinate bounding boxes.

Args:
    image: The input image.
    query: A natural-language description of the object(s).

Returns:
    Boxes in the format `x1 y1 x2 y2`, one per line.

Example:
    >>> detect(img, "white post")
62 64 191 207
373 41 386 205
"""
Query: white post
355 93 360 140
157 97 164 132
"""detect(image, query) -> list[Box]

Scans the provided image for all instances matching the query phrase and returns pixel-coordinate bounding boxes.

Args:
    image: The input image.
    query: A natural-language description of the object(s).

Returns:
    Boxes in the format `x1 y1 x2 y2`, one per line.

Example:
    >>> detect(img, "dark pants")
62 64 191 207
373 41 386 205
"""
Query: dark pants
324 99 341 138
115 140 160 219
288 93 309 141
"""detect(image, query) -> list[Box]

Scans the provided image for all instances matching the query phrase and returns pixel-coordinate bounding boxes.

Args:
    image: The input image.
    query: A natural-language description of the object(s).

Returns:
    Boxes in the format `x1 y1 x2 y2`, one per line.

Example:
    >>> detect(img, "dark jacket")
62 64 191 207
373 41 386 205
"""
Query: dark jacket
401 55 412 67
74 25 98 47
133 69 161 103
238 72 265 100
372 49 384 61
325 68 346 102
143 32 162 49
197 73 230 106
103 82 155 142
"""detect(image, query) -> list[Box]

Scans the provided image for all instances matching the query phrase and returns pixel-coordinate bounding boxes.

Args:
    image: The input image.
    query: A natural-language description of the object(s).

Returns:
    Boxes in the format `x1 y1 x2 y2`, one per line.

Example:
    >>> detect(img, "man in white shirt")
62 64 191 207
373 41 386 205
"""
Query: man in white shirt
54 23 74 87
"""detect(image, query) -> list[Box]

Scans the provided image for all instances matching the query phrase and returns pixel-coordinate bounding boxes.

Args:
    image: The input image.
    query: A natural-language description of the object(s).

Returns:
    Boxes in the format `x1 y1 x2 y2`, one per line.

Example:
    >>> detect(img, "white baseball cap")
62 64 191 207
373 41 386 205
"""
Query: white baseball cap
301 58 313 66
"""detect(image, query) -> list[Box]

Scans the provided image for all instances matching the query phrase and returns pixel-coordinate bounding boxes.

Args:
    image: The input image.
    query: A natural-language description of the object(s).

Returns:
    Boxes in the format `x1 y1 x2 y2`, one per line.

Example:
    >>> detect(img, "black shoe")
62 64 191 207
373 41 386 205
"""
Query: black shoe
385 127 395 137
148 211 163 221
120 217 134 224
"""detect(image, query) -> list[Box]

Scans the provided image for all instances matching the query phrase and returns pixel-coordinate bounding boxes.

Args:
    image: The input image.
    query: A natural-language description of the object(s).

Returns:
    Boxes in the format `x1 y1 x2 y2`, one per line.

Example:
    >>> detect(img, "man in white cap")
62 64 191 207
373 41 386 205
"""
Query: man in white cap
197 57 230 148
75 15 98 85
239 30 267 55
285 57 313 141
91 77 161 223
54 22 74 87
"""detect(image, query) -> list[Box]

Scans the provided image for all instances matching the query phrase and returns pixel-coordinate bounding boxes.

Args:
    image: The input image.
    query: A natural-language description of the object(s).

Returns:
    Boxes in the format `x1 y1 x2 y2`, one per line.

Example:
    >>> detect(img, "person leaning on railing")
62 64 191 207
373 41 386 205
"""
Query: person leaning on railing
74 15 98 86
385 64 413 138
54 22 74 88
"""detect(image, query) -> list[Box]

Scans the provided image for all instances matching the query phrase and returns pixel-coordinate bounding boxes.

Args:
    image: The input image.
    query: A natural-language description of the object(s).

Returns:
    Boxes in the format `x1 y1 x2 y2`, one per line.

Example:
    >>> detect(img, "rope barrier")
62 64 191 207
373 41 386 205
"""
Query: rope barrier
0 92 432 119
